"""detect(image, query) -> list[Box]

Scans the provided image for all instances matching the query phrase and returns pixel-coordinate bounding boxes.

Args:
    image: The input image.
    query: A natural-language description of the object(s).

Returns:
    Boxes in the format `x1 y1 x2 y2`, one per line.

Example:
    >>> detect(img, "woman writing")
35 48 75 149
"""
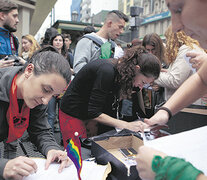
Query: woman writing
136 0 207 180
0 46 72 180
59 46 161 148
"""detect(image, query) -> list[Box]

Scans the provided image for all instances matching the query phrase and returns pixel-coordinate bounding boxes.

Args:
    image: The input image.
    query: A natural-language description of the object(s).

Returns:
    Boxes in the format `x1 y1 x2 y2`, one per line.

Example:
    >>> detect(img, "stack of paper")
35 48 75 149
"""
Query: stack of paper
23 158 111 180
145 125 207 175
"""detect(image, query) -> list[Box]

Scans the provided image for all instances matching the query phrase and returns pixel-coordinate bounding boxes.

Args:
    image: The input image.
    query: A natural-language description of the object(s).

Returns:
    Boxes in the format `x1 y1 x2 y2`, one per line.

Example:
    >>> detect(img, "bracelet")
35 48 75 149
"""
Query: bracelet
158 106 172 119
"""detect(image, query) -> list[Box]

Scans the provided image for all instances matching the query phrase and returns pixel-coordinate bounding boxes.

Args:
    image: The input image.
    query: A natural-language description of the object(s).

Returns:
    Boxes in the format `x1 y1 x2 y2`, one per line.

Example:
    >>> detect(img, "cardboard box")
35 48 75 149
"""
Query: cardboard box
91 134 143 180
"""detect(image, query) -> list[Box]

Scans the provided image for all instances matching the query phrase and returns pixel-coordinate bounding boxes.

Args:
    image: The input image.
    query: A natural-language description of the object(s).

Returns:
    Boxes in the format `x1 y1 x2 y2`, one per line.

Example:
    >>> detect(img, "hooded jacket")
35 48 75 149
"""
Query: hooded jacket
0 27 19 59
0 66 60 179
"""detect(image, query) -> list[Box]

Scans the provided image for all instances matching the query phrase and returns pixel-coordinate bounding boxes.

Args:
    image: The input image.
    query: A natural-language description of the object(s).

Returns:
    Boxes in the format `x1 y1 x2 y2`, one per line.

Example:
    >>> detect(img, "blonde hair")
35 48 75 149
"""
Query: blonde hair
165 25 200 64
20 34 40 59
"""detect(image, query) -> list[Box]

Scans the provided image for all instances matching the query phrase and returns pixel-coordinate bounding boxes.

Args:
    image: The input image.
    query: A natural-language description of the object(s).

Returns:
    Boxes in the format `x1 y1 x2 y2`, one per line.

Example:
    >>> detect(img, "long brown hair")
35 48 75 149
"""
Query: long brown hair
165 25 200 64
20 34 40 59
142 33 166 64
116 45 161 99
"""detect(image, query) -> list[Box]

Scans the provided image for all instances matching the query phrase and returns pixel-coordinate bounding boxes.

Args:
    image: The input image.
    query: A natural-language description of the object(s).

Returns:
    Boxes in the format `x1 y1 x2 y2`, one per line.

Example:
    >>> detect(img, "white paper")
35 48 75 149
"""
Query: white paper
144 126 207 175
23 158 110 180
184 53 196 73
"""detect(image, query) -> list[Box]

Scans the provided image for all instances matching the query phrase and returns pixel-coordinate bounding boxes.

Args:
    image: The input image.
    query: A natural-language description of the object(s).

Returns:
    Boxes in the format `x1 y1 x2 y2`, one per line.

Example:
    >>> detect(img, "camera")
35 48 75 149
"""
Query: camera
4 55 22 66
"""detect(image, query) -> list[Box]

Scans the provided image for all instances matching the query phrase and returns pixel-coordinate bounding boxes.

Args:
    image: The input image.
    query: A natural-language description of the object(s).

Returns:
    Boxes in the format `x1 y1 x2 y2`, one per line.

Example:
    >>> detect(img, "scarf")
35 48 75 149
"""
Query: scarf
6 74 30 143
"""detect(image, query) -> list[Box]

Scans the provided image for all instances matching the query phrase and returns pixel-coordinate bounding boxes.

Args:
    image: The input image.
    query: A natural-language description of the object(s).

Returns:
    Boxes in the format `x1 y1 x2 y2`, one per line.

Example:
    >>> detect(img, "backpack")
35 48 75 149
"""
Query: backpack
83 34 115 59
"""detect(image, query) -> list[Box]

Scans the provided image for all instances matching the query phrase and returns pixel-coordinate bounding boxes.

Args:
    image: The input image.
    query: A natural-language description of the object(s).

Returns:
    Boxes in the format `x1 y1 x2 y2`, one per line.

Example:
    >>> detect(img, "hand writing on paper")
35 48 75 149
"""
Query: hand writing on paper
3 156 37 180
45 149 72 173
126 120 149 132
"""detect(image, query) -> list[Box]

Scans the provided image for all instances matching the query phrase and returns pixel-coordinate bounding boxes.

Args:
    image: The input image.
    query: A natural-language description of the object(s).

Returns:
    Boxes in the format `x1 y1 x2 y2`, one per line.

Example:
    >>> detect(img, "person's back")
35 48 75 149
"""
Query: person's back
154 26 205 101
73 10 128 74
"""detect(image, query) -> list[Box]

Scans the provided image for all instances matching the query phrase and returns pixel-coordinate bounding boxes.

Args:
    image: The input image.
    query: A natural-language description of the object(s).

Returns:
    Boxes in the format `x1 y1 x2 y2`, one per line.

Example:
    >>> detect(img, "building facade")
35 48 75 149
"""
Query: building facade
118 0 171 41
80 0 118 23
71 0 82 22
139 0 171 39
80 0 91 23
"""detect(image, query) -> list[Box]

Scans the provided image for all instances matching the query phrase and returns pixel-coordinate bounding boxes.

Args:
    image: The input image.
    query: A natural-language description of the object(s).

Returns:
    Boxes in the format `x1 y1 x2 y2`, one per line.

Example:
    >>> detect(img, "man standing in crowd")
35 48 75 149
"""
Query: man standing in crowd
0 0 20 68
63 34 74 70
0 0 26 160
63 33 72 53
73 10 128 74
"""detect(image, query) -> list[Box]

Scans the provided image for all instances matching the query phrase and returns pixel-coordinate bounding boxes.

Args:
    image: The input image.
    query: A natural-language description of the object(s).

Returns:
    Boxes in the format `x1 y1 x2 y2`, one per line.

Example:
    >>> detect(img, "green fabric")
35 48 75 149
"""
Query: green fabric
152 155 203 180
99 41 112 59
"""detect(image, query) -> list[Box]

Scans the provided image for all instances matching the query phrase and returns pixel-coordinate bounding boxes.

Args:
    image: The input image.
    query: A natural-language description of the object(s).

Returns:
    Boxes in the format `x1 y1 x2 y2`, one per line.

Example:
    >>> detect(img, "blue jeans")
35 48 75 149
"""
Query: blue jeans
47 97 57 132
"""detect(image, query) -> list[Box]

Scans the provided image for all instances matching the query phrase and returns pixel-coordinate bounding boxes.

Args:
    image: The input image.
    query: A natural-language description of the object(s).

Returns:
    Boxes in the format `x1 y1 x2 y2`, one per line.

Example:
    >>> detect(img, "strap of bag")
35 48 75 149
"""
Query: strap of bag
10 33 18 55
84 34 115 58
83 34 104 47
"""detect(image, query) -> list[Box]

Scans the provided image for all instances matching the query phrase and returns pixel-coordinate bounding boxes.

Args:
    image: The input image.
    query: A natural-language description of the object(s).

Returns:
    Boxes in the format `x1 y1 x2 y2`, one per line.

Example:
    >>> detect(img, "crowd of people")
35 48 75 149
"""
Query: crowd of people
1 0 207 179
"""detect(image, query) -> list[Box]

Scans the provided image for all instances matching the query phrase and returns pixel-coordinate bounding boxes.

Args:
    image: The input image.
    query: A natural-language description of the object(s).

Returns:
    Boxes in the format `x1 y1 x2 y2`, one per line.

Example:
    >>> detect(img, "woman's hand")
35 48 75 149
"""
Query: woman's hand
0 58 14 68
187 51 207 71
144 109 169 126
125 120 149 132
46 149 72 173
3 156 37 180
136 146 166 180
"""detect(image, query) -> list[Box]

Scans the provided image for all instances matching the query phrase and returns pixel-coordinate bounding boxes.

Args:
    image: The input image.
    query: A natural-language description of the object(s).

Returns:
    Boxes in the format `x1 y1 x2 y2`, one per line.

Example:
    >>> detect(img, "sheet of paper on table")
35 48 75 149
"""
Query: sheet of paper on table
144 125 207 175
23 158 111 180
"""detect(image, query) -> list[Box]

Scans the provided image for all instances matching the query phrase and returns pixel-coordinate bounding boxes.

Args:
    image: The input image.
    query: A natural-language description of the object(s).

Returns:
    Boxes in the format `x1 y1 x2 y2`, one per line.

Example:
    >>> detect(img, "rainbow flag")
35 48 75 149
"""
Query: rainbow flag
66 136 82 180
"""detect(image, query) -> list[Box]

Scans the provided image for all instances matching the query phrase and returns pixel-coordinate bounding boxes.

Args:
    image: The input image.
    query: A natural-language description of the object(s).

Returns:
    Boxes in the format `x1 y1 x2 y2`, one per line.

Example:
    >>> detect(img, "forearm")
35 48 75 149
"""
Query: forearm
93 113 127 129
29 129 60 156
163 73 207 115
93 113 145 132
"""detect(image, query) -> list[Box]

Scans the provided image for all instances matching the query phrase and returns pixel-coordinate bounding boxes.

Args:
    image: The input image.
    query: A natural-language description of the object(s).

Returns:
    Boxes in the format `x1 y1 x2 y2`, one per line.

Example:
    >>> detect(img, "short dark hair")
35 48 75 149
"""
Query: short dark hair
116 45 161 99
41 27 58 47
83 25 96 34
24 45 71 84
0 0 18 13
50 33 67 58
107 10 129 22
63 33 71 40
